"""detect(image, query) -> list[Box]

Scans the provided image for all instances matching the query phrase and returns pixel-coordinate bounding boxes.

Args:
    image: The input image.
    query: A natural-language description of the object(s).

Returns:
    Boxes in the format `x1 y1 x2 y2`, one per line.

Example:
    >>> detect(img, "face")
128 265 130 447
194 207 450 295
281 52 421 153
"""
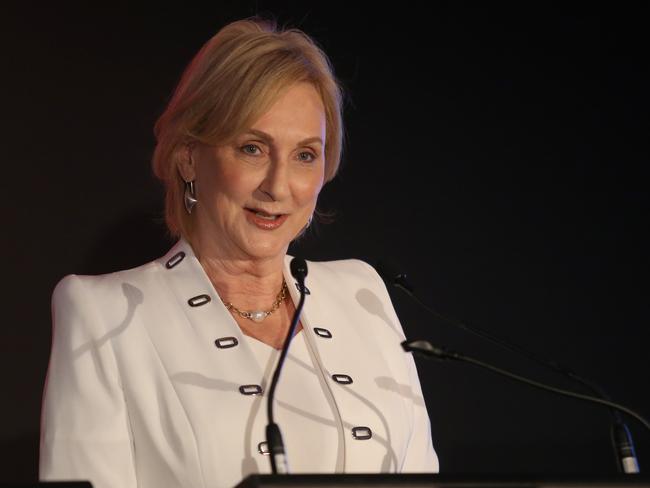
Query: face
179 82 326 261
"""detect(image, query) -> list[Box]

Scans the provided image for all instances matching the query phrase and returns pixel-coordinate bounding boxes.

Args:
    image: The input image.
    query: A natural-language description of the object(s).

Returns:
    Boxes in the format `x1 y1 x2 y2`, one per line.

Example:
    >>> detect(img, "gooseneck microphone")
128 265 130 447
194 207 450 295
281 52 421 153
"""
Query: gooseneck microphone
265 257 309 475
377 260 642 473
402 339 650 435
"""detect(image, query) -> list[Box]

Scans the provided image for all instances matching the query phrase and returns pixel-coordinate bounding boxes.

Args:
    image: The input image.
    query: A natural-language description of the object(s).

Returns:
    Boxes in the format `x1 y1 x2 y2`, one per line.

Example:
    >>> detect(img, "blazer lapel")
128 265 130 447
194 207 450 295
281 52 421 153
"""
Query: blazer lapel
147 238 264 398
286 258 411 472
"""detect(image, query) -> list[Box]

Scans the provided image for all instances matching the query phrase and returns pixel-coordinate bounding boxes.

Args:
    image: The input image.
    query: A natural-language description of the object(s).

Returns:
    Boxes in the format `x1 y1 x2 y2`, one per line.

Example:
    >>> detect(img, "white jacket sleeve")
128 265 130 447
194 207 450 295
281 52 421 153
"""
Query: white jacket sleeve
40 274 137 488
399 351 440 472
359 260 440 473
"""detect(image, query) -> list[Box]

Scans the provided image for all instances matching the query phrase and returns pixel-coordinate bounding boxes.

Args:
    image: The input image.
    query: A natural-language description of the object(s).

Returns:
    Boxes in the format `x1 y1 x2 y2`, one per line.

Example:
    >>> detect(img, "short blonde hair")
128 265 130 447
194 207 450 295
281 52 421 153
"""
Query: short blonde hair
152 18 344 239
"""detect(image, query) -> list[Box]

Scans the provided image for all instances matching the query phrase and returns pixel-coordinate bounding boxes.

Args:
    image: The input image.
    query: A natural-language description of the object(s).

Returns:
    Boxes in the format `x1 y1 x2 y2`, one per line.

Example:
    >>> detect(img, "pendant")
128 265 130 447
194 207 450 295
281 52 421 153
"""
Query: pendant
250 311 267 323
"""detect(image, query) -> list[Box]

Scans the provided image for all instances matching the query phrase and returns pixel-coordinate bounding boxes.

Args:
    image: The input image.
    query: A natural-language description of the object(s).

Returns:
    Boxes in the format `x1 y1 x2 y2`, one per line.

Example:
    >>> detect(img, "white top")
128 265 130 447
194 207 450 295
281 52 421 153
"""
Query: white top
244 331 343 473
40 239 439 488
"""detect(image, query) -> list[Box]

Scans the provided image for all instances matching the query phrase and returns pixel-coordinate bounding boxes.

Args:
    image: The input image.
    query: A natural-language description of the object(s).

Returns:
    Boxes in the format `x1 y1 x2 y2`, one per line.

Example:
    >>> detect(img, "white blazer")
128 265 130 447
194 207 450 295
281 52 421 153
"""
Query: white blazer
40 239 439 488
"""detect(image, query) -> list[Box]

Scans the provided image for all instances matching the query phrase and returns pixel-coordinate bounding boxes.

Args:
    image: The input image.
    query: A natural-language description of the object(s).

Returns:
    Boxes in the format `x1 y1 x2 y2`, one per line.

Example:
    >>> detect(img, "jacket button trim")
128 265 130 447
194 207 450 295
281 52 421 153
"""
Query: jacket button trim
294 282 311 295
165 251 186 269
215 337 239 349
352 426 372 440
257 441 270 455
239 384 263 395
332 374 353 385
314 327 332 338
188 294 211 307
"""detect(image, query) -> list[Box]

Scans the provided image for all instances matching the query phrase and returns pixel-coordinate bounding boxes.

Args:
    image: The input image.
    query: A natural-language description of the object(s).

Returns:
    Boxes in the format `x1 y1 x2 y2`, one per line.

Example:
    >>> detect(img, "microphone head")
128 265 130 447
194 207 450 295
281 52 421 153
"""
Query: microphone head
290 257 308 282
375 259 414 295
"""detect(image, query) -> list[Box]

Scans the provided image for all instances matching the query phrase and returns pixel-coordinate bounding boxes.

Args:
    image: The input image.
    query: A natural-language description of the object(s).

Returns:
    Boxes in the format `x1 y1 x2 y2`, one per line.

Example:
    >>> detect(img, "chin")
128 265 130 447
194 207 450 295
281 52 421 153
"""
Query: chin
242 237 289 261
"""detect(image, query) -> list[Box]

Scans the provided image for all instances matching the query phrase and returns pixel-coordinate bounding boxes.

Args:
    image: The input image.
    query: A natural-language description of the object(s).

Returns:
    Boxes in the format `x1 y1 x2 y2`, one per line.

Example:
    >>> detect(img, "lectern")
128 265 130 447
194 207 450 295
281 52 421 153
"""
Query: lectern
0 483 92 488
235 474 650 488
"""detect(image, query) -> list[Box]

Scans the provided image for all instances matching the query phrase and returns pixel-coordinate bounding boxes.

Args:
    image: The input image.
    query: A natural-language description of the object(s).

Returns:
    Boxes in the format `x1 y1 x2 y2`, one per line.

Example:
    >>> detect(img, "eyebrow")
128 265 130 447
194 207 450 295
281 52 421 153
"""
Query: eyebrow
245 129 323 146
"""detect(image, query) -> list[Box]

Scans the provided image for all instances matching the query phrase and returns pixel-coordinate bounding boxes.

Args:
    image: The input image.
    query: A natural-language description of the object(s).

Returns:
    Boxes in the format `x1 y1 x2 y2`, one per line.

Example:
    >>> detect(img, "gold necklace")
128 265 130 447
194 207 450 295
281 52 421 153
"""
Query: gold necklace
221 280 288 323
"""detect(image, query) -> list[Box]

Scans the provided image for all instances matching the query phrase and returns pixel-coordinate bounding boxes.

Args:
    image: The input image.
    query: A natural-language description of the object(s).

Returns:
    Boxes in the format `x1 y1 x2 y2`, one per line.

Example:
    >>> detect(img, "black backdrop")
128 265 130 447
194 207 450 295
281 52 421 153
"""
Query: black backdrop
2 2 649 482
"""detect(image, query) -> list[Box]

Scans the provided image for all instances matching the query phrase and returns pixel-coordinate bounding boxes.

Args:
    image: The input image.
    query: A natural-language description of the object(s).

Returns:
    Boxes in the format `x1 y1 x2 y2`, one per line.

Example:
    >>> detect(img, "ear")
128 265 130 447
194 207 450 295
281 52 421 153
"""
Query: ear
176 145 197 182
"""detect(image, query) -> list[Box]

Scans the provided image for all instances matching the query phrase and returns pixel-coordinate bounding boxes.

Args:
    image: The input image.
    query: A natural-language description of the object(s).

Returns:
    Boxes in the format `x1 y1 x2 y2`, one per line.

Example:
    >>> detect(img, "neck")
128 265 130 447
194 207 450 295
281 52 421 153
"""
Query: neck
188 236 287 310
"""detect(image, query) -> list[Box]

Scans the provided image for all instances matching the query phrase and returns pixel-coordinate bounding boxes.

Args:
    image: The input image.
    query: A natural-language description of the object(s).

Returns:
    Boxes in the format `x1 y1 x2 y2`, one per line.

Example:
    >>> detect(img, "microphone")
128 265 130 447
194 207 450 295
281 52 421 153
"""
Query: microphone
290 257 308 283
402 338 650 437
377 259 642 473
265 257 309 475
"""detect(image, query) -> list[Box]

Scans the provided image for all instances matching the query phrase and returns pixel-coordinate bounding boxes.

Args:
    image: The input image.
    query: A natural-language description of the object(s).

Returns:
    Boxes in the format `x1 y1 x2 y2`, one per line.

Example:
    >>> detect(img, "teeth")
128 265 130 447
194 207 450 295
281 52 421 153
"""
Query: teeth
256 212 278 220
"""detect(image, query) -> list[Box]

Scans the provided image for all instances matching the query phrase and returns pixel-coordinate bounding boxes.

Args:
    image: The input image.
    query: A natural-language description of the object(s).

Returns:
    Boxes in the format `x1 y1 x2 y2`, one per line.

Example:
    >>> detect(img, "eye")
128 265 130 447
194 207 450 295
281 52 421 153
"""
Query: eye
298 151 316 162
241 144 261 155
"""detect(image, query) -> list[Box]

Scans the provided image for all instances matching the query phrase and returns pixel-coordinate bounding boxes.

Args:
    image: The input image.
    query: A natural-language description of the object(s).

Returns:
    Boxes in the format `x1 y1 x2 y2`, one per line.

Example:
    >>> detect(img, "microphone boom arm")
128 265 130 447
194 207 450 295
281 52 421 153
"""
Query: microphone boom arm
402 339 650 435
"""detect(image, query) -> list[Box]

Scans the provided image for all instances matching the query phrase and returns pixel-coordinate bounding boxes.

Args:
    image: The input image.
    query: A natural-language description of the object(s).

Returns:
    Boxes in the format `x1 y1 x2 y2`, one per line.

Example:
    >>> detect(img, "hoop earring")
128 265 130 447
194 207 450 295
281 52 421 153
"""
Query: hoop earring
184 180 197 215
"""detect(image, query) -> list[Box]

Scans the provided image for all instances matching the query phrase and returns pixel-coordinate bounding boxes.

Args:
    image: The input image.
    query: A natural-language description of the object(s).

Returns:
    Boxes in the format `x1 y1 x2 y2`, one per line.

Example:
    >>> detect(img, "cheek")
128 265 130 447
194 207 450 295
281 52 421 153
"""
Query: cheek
203 164 257 203
294 172 324 204
222 171 253 200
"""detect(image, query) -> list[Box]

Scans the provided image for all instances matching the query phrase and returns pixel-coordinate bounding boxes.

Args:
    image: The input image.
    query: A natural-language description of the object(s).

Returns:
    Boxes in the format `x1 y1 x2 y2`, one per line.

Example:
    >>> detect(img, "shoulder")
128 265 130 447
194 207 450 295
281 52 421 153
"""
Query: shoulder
50 239 193 330
52 239 190 302
50 248 178 341
52 260 159 306
50 261 159 340
304 258 384 288
296 257 396 312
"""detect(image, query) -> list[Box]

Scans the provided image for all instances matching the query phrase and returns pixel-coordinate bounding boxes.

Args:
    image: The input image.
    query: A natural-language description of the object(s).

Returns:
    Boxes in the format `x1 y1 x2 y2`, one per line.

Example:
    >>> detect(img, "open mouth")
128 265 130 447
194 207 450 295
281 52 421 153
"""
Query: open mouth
245 207 285 220
244 207 289 230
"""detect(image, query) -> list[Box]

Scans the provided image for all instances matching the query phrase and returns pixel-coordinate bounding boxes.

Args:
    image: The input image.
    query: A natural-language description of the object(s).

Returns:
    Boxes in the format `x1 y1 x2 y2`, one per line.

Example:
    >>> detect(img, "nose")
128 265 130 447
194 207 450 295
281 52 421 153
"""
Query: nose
257 157 291 202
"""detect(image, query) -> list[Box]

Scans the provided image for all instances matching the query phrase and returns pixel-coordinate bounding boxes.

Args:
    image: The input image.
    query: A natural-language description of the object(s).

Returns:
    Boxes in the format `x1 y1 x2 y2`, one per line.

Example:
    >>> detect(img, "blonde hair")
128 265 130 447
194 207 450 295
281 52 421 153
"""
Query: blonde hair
152 18 344 239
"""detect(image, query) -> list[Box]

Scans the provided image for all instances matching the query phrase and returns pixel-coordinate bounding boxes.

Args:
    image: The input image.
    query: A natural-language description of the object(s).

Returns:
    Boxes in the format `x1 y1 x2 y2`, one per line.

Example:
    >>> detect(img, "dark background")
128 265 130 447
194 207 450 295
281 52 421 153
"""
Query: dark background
2 1 649 482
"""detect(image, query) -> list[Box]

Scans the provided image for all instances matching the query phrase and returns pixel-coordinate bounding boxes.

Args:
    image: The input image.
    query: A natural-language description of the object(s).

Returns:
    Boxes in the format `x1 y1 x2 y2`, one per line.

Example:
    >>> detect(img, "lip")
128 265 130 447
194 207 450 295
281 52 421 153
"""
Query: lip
244 207 289 230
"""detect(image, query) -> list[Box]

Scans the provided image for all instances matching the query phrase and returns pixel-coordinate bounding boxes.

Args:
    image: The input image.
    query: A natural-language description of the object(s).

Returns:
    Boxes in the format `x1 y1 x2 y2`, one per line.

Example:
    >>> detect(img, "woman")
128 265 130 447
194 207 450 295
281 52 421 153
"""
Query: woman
40 18 439 488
